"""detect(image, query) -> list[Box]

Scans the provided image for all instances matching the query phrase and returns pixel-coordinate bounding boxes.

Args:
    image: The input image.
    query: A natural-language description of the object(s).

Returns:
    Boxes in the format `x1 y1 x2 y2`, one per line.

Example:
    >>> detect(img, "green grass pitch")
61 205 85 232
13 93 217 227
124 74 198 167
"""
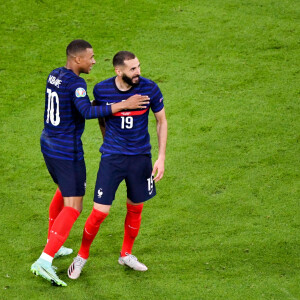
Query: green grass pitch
0 0 299 299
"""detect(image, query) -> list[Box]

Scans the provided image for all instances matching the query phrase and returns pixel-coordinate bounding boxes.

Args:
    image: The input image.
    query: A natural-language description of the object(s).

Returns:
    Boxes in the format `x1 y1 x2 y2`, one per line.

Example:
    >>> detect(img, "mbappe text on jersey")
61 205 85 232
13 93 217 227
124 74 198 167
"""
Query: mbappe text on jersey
48 75 62 88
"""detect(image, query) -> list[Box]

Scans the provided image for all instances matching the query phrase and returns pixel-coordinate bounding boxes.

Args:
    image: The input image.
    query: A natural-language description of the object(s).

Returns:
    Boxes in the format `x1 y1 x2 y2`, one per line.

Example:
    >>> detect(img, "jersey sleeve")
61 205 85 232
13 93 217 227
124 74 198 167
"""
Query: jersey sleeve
150 82 164 113
70 79 112 119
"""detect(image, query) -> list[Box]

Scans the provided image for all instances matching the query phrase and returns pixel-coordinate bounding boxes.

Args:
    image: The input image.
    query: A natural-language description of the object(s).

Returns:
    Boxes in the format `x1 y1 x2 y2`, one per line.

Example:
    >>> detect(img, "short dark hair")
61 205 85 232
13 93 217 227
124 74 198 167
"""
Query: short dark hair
66 40 92 57
113 51 136 67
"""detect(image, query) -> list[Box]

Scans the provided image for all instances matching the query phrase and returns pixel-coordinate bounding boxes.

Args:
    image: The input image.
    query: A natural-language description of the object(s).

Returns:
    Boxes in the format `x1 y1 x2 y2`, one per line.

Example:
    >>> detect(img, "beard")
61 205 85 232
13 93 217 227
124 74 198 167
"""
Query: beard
122 74 140 87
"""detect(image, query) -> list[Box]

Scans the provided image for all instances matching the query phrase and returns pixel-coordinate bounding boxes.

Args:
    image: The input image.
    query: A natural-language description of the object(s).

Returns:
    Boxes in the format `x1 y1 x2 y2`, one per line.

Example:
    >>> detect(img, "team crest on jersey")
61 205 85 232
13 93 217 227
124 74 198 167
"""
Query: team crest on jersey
97 188 103 198
75 87 86 98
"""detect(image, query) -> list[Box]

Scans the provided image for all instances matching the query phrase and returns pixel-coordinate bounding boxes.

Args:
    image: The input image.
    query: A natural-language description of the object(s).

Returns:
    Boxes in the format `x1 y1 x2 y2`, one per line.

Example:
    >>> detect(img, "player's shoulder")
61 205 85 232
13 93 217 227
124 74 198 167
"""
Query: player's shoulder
93 77 115 98
49 67 71 77
94 76 115 89
49 67 59 75
139 76 159 89
49 66 64 74
73 76 86 85
48 67 62 81
67 74 86 90
51 67 85 84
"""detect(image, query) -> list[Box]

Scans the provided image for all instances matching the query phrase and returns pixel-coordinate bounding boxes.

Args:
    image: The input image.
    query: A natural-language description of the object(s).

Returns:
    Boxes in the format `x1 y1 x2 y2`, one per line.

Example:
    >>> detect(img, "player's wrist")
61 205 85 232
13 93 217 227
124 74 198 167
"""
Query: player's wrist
112 101 126 113
120 99 130 110
157 154 166 161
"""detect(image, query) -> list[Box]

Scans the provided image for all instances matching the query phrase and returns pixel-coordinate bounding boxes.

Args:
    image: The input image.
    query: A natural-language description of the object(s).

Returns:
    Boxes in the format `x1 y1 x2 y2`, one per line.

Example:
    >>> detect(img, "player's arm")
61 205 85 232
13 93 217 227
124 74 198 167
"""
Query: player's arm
91 100 106 138
152 108 168 183
75 94 150 119
111 95 150 113
73 81 150 119
92 84 150 115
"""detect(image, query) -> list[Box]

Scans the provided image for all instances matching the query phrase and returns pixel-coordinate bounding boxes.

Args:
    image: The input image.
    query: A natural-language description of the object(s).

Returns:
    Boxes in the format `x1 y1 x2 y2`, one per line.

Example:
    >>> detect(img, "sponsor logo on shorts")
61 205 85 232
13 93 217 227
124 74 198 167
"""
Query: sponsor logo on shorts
97 188 103 198
75 87 86 98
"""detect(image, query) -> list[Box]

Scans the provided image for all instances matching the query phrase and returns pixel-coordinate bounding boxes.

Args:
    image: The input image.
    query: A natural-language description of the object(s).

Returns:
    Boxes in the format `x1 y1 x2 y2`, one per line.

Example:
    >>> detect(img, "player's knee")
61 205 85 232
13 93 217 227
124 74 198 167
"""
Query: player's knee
93 202 111 214
89 207 109 227
65 205 82 214
76 207 83 214
64 196 83 212
69 203 83 213
127 202 144 214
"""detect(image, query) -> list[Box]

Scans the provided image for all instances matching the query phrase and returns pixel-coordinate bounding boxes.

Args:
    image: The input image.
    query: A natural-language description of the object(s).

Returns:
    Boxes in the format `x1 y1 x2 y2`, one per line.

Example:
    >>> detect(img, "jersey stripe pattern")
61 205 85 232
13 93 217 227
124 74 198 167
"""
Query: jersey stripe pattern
41 67 112 161
93 76 164 155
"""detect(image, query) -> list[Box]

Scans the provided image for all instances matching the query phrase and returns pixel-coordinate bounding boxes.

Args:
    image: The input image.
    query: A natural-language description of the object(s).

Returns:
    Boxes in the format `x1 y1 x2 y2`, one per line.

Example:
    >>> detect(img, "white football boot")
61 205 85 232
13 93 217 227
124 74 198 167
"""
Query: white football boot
118 253 148 271
54 246 73 258
31 258 67 286
67 256 87 279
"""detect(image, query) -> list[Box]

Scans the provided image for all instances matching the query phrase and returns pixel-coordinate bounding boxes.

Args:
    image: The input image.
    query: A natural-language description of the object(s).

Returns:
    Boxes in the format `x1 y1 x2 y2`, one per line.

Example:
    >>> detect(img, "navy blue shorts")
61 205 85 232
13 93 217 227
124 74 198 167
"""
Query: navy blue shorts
94 154 156 205
43 154 86 197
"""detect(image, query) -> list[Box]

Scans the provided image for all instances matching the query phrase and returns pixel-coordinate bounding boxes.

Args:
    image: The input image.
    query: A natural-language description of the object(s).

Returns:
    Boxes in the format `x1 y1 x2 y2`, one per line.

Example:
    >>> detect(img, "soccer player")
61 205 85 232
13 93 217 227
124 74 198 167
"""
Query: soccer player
67 51 167 279
31 41 150 286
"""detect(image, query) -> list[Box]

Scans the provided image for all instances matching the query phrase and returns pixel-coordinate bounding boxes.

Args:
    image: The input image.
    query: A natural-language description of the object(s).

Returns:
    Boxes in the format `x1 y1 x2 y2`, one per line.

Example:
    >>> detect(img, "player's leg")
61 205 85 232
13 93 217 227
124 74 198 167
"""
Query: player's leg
119 155 156 271
48 187 64 240
78 203 110 260
118 199 147 271
121 198 144 257
43 156 65 241
44 196 82 259
68 154 125 279
31 196 82 286
45 157 86 258
31 156 86 286
47 187 73 258
68 203 110 279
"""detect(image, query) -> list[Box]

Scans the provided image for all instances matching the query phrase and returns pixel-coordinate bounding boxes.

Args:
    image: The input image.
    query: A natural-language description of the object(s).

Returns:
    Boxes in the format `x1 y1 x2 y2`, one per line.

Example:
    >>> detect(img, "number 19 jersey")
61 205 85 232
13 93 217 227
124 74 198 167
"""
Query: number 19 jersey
93 76 164 155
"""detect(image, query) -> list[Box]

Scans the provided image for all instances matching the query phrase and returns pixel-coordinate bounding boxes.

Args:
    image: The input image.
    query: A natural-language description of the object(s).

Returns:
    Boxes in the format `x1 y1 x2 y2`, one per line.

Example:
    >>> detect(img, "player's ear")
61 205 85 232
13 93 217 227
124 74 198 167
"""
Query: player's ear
75 56 81 64
115 67 122 76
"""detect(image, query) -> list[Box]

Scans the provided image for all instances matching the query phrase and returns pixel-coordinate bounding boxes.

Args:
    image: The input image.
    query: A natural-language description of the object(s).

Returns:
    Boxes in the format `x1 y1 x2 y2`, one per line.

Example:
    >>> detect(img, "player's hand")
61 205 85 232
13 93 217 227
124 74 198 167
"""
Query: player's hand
152 157 165 183
124 94 150 110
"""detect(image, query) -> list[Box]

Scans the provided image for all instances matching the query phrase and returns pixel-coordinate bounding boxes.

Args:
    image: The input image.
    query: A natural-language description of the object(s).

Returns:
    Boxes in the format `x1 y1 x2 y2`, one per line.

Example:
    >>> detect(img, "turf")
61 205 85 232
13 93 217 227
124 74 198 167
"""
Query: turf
0 0 299 299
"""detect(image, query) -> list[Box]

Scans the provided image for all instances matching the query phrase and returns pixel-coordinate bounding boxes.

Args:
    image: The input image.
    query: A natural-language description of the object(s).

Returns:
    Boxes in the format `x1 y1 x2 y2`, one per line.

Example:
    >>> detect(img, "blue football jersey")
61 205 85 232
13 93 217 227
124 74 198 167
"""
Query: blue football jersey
41 67 112 161
93 76 164 155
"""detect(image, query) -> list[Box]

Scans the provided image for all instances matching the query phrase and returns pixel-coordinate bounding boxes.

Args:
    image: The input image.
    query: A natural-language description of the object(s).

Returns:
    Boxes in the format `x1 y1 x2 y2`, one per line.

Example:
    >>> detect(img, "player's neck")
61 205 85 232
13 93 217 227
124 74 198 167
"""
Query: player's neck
65 62 80 76
115 77 132 92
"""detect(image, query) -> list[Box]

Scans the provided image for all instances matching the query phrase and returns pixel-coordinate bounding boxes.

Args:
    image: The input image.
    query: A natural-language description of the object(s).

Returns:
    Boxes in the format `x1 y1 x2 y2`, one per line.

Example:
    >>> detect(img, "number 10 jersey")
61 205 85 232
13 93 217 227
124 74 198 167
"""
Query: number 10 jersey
41 67 112 161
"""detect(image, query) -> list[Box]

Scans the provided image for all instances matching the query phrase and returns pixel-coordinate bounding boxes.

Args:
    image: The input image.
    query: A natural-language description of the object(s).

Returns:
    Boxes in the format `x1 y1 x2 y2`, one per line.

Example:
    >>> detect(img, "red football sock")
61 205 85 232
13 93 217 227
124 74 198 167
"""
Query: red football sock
78 208 108 259
121 203 144 257
48 188 64 239
44 206 80 257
